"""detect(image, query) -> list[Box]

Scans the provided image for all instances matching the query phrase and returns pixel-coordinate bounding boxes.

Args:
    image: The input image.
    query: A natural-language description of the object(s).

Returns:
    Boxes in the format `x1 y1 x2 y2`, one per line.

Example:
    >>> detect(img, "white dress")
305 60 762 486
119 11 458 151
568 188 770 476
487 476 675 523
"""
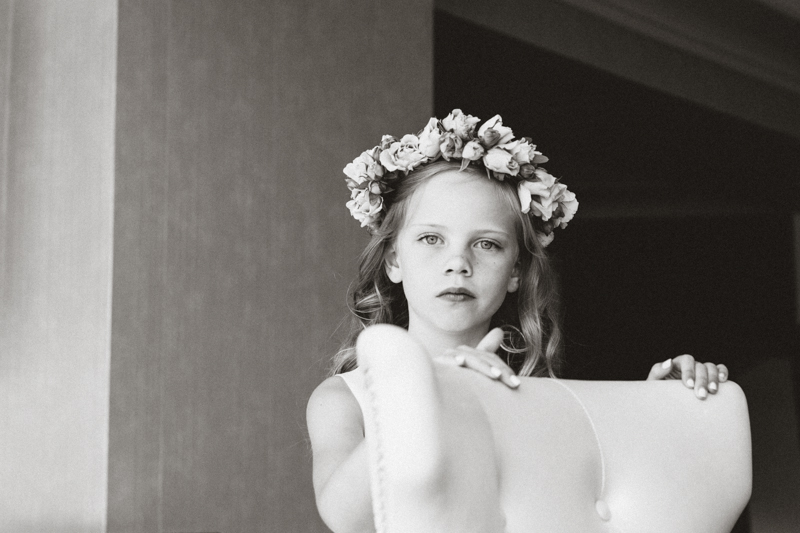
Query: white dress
338 367 368 434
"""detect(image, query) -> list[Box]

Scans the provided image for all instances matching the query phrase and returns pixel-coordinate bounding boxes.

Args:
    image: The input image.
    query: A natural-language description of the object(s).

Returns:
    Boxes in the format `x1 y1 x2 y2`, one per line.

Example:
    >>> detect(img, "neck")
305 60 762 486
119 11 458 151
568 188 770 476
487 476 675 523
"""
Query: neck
406 316 490 359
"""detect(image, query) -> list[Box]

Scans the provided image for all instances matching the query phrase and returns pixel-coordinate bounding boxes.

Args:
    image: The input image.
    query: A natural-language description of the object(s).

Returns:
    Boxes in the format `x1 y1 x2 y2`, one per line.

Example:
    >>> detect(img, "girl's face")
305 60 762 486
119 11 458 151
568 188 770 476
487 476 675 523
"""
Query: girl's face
385 169 520 340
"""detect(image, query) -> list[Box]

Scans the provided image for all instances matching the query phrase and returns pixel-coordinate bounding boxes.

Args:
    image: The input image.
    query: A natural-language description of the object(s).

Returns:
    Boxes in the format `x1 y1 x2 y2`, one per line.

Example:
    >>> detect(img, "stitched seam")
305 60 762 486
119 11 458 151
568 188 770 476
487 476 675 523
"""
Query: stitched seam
362 363 388 533
551 379 606 494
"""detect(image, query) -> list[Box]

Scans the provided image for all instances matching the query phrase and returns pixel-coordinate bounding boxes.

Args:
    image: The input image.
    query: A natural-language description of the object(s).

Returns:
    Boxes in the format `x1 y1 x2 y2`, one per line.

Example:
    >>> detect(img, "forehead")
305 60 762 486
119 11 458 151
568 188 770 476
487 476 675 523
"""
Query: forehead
403 169 518 231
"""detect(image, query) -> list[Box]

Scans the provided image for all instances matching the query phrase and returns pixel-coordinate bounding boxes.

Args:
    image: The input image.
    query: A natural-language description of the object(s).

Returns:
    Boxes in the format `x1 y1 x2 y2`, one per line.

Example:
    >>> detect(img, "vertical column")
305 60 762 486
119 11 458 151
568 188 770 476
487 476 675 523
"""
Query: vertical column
107 1 169 531
108 1 433 532
0 1 118 531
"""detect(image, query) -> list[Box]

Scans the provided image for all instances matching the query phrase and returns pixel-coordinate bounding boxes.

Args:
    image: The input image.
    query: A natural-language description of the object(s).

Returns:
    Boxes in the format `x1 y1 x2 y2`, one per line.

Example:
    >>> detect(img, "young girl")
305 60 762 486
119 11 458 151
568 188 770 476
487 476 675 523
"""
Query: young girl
307 110 729 532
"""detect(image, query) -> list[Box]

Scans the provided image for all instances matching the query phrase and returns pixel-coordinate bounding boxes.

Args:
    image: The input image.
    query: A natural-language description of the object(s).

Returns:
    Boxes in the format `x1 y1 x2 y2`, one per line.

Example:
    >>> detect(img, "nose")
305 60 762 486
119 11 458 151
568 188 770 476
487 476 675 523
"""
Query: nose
444 250 472 276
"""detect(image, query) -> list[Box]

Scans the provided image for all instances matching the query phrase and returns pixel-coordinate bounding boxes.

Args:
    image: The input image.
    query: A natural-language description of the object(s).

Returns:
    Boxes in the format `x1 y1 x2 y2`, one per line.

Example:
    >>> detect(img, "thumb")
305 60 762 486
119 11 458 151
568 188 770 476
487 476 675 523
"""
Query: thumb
647 358 674 381
476 327 504 353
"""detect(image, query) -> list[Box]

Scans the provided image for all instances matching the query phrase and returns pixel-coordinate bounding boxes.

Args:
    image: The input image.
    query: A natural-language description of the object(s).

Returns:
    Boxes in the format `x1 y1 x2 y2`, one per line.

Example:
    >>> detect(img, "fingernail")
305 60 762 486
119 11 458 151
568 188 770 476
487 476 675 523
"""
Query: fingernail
709 382 717 392
509 375 521 387
698 387 707 399
490 366 502 378
661 359 672 369
686 378 694 387
454 355 466 366
719 373 727 381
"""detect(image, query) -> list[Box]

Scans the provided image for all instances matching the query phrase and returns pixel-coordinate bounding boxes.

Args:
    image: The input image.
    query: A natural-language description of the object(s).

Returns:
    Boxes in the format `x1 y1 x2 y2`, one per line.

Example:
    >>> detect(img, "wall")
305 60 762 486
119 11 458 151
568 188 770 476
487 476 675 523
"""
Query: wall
437 0 800 141
0 1 118 531
739 359 800 532
107 1 433 532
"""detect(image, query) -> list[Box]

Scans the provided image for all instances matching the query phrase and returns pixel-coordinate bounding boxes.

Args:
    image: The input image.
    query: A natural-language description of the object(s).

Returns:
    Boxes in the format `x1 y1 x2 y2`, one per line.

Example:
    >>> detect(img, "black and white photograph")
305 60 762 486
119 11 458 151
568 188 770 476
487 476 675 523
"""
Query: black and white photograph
1 1 799 532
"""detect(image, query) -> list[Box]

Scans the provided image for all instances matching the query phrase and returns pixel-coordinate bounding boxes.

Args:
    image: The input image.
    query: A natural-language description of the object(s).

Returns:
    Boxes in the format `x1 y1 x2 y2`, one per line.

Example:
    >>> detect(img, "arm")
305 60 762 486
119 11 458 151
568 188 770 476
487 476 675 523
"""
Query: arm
307 376 374 533
646 354 730 399
439 328 520 389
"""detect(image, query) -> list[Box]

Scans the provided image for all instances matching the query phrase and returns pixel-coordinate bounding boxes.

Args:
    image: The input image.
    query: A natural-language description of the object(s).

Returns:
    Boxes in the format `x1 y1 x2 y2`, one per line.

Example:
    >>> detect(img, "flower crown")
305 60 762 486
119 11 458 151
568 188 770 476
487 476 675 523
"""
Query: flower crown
343 109 578 247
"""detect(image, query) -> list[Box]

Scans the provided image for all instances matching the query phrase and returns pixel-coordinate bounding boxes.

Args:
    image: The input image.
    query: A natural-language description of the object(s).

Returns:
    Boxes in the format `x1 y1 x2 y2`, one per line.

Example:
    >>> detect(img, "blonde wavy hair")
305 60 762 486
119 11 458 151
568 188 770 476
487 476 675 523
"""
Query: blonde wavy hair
330 160 563 377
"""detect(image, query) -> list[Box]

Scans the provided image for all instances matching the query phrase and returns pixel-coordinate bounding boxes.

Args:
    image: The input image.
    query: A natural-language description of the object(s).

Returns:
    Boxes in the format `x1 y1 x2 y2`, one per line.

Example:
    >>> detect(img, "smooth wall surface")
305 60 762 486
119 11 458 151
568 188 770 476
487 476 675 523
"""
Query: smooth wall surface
0 1 118 531
108 1 433 532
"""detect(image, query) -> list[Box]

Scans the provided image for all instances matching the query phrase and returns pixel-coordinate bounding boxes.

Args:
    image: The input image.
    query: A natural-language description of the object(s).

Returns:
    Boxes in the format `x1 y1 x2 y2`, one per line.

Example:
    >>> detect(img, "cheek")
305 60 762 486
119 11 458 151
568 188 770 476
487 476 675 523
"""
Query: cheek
482 255 518 292
395 247 432 289
398 241 438 272
484 249 517 275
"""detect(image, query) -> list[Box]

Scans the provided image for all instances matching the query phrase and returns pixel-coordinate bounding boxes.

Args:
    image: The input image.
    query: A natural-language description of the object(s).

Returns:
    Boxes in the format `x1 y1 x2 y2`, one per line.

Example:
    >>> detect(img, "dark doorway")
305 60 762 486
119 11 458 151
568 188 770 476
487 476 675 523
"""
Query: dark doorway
435 10 800 532
555 215 794 381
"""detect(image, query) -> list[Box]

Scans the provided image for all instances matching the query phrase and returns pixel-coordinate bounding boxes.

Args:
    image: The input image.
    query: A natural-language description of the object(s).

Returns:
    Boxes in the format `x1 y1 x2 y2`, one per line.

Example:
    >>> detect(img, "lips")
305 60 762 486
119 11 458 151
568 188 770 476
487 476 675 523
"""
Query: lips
437 287 476 300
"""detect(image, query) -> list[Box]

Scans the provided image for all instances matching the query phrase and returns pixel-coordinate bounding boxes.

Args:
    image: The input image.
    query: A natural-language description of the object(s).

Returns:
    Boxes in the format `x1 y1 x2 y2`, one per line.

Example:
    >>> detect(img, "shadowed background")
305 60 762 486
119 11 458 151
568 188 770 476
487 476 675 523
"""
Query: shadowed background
1 1 799 532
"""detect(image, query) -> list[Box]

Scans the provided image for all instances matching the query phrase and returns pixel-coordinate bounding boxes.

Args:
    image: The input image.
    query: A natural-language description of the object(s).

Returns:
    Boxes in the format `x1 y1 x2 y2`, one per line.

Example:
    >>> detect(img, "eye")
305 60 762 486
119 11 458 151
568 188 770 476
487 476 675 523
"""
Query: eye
420 234 441 245
476 240 501 250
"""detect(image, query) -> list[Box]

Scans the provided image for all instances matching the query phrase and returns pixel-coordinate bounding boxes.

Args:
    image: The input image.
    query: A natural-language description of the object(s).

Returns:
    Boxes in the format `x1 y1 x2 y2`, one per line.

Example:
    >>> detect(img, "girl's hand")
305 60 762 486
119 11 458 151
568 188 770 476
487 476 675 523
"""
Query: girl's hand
437 328 521 389
646 354 729 400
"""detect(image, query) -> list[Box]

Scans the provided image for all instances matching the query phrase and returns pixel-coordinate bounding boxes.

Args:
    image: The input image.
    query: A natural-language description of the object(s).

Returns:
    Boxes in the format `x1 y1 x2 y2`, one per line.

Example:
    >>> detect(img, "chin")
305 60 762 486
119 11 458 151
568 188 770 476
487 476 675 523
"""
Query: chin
432 315 491 336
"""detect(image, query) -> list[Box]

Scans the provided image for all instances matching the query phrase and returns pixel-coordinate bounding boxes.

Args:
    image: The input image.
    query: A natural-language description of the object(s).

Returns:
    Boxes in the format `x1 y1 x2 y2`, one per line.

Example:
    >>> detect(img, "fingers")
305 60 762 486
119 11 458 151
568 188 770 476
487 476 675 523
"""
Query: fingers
446 344 520 389
497 366 521 389
465 351 518 389
475 327 504 353
676 354 696 389
676 354 713 400
646 358 674 381
693 362 709 400
705 362 719 394
433 354 463 367
656 354 731 401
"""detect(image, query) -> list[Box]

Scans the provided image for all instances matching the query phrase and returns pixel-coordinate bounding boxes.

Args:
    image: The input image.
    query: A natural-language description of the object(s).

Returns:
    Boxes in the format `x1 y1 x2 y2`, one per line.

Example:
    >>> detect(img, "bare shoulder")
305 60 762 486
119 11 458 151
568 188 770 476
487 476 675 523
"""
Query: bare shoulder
307 375 361 428
307 375 365 491
306 375 363 449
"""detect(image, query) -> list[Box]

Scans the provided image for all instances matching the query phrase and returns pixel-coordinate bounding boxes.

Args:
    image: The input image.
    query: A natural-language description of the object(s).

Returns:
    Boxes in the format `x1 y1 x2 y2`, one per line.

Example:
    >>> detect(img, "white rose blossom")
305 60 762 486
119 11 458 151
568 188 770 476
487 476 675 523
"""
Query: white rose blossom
501 139 549 167
483 148 519 178
477 115 514 146
418 117 444 158
442 109 480 140
501 140 531 165
518 169 578 225
343 147 383 186
346 188 383 228
517 180 550 214
461 140 485 161
439 132 463 160
379 134 427 173
554 189 579 228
